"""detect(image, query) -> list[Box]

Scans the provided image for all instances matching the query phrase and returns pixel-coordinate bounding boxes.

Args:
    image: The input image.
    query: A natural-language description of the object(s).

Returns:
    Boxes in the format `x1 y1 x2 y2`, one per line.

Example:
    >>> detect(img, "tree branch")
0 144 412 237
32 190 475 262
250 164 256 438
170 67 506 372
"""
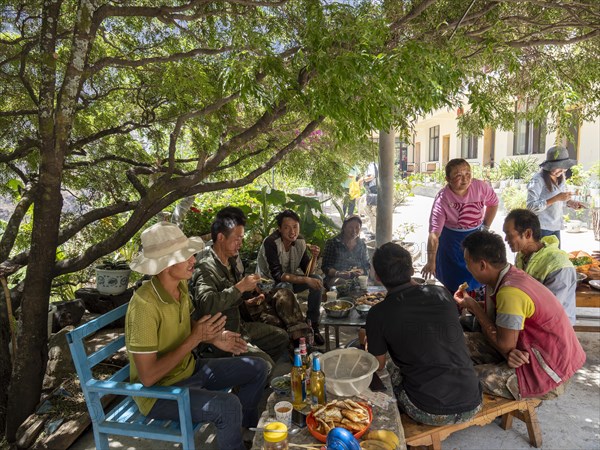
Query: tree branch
0 185 35 263
0 138 39 164
68 121 150 152
88 46 236 74
508 28 600 48
390 0 438 32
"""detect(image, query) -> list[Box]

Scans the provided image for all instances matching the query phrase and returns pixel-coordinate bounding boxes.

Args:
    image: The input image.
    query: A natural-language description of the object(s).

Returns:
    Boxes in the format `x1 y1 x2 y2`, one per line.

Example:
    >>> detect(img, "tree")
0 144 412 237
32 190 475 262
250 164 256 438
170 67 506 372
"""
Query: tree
1 0 598 440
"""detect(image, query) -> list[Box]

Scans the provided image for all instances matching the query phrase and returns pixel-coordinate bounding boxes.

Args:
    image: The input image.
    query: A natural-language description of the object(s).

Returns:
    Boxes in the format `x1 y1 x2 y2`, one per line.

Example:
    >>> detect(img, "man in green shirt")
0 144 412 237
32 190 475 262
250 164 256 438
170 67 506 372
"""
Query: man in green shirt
192 207 288 371
503 208 577 324
126 222 268 450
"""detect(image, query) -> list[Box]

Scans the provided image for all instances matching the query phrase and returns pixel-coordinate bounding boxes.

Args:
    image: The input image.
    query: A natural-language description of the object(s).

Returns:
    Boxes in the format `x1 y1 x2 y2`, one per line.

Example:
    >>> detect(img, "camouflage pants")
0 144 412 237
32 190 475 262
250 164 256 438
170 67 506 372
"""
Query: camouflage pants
464 331 521 399
396 387 482 426
464 332 567 400
388 361 482 426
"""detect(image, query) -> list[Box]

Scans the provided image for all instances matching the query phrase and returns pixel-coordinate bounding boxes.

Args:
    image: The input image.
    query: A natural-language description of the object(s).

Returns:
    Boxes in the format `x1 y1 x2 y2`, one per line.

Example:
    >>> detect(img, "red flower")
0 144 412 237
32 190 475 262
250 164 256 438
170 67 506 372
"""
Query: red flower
190 206 200 213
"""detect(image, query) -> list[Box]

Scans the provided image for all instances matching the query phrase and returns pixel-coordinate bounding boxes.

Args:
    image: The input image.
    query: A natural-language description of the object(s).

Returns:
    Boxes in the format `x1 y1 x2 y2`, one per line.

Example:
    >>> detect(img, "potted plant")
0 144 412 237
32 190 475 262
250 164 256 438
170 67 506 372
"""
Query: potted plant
499 157 539 186
95 258 131 295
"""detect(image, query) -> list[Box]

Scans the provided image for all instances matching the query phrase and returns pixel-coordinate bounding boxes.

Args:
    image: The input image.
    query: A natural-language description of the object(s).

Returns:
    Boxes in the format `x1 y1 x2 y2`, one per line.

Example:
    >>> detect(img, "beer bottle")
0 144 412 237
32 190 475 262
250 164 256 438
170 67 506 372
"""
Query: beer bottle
290 349 306 408
310 353 327 405
299 338 311 396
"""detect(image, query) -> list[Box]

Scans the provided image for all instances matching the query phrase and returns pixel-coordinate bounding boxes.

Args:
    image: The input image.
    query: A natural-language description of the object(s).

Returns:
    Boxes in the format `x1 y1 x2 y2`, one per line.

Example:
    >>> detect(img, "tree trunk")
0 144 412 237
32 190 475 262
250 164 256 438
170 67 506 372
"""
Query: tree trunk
5 159 64 441
376 129 395 247
0 280 11 436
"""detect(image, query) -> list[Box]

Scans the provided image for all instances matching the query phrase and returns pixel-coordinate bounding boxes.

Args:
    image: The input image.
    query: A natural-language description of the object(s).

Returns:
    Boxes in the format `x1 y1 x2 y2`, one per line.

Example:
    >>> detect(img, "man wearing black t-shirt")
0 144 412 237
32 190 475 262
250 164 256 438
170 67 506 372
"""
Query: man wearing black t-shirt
366 243 482 426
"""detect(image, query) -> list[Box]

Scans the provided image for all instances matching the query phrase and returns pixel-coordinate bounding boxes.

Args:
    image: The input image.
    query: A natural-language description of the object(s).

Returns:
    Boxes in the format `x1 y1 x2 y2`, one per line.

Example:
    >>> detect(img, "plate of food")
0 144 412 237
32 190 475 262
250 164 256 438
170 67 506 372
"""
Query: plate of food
270 375 291 395
306 399 372 443
355 291 386 306
589 280 600 290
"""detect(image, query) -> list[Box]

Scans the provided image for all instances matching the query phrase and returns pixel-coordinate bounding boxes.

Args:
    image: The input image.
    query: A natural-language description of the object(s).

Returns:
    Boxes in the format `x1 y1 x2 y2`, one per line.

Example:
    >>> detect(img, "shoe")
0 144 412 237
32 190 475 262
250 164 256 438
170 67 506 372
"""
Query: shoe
312 329 325 346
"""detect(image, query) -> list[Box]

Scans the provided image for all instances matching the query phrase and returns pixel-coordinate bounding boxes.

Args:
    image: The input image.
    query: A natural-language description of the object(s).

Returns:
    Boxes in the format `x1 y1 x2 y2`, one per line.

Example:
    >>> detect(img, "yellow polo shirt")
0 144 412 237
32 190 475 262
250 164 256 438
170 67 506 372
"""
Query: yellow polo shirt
125 277 195 415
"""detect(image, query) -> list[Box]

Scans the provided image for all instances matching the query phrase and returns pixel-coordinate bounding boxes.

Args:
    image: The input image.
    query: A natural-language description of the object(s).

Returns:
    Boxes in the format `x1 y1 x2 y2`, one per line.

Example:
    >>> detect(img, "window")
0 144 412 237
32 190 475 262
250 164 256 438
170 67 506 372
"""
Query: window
513 101 546 155
429 126 439 161
461 135 478 159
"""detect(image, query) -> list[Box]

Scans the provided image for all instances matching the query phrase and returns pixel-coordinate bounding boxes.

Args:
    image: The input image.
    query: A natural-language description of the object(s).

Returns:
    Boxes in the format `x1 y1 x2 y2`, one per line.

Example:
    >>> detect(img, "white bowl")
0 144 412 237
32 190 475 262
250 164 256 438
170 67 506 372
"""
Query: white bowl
320 348 378 397
577 272 587 284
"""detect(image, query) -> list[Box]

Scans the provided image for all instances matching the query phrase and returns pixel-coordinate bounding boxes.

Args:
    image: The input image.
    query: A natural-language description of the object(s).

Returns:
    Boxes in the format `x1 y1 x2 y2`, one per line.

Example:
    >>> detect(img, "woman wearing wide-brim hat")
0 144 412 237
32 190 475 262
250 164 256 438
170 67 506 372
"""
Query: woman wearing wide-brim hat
527 146 586 246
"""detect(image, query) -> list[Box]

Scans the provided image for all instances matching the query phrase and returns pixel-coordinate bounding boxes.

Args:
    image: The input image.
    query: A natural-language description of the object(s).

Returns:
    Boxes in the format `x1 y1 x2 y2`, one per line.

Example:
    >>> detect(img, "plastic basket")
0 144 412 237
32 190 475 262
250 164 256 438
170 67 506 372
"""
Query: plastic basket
320 348 379 397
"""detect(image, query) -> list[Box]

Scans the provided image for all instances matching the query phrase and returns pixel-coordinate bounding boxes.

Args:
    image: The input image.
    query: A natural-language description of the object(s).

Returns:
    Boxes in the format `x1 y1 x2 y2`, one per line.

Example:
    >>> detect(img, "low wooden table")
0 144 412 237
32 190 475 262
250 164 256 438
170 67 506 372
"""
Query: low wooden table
575 282 600 332
321 308 366 352
252 368 406 449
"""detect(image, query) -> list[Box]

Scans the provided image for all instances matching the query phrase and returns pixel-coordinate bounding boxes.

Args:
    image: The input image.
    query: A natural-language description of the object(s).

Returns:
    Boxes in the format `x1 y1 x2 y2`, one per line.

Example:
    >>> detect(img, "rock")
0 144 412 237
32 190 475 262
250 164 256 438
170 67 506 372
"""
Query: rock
43 328 76 391
76 287 132 314
52 299 85 332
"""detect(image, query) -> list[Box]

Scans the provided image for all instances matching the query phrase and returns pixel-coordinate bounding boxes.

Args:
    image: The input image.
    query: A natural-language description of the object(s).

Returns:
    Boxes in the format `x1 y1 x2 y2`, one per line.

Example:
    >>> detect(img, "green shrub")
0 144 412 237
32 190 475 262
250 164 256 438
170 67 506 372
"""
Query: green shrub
499 157 539 182
566 164 589 187
501 185 527 211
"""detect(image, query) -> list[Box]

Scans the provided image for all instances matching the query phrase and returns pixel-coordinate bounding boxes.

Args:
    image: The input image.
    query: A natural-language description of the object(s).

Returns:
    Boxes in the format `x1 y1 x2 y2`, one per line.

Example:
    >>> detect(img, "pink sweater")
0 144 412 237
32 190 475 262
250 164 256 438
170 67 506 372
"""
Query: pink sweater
429 179 498 234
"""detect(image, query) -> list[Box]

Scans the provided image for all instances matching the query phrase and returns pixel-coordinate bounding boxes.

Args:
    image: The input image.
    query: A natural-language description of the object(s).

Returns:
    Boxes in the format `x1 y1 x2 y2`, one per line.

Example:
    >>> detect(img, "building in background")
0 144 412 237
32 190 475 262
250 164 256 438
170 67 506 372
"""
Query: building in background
371 107 599 174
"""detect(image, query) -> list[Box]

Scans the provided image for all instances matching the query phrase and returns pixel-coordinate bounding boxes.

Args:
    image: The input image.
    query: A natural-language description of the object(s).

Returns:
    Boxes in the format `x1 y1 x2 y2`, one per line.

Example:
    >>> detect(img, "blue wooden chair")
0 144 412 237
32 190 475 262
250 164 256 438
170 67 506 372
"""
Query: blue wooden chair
67 302 204 449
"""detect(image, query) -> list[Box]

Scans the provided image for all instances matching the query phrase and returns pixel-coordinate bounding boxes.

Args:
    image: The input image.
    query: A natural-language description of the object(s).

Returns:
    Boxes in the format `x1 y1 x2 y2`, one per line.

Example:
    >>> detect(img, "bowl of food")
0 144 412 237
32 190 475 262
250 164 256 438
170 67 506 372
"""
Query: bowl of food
323 300 354 318
270 375 291 395
355 304 371 318
306 399 372 443
577 272 587 284
411 276 426 285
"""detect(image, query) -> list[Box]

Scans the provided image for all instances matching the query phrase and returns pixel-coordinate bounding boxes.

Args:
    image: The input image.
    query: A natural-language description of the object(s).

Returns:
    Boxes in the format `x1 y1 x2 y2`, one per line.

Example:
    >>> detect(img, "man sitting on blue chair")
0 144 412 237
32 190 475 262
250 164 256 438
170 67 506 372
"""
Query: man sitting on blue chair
126 222 268 450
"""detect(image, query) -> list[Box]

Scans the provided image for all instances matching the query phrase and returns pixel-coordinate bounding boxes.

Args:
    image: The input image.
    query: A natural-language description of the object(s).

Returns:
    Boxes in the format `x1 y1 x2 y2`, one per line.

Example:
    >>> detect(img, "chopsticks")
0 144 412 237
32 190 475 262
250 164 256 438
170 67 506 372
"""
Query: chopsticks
304 255 313 277
289 445 322 449
260 277 272 283
305 251 317 277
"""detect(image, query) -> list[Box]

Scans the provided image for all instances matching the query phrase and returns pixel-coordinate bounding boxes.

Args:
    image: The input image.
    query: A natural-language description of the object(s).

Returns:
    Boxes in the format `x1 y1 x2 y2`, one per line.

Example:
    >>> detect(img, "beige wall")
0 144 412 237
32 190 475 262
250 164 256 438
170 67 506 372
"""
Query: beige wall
407 110 599 169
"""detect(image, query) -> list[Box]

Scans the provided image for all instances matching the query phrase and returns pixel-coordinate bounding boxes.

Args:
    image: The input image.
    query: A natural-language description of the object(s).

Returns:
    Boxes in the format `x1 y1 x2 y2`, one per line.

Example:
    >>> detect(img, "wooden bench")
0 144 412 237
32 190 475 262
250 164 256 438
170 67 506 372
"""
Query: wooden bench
66 303 203 450
402 394 542 450
575 284 600 332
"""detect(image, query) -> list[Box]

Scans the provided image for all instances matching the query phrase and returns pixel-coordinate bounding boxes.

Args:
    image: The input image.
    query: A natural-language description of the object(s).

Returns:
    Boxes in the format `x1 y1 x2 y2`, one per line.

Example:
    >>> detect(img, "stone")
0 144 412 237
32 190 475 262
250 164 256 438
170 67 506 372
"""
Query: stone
52 299 85 332
43 327 76 391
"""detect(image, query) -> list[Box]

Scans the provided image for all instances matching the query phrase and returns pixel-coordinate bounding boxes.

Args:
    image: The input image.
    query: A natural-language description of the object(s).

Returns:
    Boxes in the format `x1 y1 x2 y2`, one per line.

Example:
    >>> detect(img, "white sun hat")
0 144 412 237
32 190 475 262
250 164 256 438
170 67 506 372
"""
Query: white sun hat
129 222 204 275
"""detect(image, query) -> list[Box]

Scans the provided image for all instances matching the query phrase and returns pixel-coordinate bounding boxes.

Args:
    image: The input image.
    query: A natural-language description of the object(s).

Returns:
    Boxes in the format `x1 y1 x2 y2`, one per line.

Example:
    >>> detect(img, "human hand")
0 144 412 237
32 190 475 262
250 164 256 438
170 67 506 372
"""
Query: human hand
309 244 320 258
236 274 260 293
421 262 436 279
211 330 248 355
245 294 265 306
507 348 530 368
336 270 352 279
453 289 475 311
349 268 363 277
555 192 571 202
568 200 587 210
191 313 226 344
305 277 323 290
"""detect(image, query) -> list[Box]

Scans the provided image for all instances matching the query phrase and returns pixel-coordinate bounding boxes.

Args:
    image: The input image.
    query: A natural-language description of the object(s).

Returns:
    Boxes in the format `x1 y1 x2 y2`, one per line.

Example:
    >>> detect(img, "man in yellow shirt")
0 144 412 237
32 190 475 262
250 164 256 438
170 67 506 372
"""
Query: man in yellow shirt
126 222 268 450
454 231 584 400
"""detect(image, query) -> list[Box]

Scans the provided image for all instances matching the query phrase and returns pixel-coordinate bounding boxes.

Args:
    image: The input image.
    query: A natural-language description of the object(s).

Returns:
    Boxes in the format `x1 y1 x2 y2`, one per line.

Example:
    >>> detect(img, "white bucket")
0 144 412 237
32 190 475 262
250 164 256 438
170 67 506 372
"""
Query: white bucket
565 220 582 233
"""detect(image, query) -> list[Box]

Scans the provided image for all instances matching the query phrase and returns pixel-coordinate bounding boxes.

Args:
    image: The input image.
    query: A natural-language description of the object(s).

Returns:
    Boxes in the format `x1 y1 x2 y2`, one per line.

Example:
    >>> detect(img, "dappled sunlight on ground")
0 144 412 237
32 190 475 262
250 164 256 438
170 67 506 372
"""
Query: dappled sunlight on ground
575 364 600 388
